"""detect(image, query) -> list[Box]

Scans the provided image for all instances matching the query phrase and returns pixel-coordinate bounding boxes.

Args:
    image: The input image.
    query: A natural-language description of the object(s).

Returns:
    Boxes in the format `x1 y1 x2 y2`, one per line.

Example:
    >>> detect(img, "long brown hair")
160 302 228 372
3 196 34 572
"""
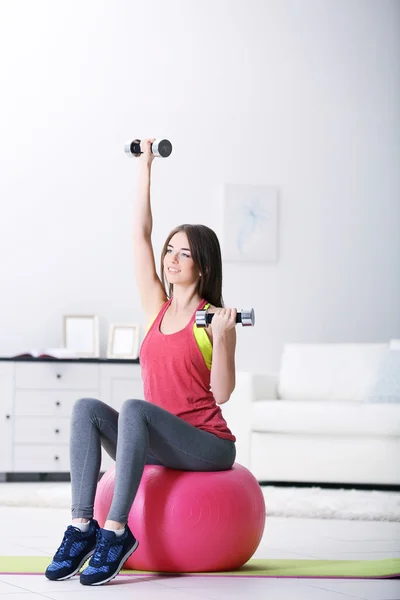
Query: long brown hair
160 224 224 307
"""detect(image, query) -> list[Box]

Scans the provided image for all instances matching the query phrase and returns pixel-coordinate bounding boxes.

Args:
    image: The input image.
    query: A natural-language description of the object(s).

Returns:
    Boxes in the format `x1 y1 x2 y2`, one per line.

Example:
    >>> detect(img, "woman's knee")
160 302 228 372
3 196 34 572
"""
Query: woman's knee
119 398 148 418
72 397 102 418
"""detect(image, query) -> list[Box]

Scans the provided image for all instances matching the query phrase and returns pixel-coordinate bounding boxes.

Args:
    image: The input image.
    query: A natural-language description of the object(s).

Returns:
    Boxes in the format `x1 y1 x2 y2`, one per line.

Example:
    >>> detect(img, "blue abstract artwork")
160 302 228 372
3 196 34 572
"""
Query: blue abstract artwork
222 184 278 262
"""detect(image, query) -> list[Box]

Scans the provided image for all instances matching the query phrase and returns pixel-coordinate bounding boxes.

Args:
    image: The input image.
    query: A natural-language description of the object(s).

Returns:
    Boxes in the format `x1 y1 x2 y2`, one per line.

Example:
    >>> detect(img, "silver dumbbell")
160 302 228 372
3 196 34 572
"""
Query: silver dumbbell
124 139 173 158
195 308 255 328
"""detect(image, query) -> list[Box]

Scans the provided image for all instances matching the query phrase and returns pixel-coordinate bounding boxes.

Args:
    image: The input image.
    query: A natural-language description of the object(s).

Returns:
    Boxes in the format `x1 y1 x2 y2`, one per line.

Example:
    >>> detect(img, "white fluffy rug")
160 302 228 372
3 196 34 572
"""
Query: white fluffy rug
0 482 399 521
263 486 400 521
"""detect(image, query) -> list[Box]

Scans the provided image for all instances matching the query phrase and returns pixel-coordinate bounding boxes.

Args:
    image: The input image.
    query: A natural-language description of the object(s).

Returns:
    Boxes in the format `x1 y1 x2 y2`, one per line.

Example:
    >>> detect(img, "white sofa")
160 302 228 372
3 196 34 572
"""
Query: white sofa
221 343 400 486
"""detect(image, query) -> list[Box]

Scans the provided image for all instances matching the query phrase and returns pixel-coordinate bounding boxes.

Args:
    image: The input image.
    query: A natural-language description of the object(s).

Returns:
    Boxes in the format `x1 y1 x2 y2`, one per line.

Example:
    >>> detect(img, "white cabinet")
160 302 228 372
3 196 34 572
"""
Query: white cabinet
0 359 143 474
0 363 13 471
13 445 71 472
14 390 96 417
14 362 100 390
100 363 144 412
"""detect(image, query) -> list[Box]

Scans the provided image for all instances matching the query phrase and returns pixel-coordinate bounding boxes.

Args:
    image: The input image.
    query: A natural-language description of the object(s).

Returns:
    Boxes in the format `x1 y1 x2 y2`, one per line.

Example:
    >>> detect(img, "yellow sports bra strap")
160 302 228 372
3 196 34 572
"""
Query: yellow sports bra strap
193 301 212 370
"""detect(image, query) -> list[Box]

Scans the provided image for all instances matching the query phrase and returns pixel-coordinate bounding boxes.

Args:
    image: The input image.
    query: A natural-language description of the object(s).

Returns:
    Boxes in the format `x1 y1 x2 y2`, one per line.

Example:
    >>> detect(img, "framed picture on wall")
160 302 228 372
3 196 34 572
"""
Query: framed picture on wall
107 323 140 359
63 315 100 358
222 183 279 262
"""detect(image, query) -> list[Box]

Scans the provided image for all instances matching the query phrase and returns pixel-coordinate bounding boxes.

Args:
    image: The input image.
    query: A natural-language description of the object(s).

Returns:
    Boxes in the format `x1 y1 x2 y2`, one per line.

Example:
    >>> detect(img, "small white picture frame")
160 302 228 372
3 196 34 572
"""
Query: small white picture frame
63 315 100 358
107 323 140 359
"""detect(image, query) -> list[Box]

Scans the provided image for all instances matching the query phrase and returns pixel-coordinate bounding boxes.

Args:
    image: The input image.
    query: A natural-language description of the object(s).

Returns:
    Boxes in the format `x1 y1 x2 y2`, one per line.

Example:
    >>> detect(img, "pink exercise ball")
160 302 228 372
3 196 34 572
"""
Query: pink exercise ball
94 463 266 573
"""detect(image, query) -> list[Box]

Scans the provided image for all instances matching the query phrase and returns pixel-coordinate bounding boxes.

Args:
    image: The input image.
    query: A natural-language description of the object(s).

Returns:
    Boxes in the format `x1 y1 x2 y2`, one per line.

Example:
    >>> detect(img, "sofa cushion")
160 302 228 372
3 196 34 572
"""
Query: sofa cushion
251 400 400 436
278 343 388 401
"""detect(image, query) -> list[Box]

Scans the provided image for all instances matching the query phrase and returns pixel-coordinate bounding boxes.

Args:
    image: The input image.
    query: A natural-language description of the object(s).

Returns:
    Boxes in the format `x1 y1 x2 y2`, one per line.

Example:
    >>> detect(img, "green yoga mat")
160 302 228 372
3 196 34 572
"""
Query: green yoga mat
0 557 399 579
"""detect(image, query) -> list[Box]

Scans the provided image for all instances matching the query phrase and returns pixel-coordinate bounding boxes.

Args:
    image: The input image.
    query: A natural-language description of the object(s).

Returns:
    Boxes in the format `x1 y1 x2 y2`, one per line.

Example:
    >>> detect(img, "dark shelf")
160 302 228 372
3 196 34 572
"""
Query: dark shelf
0 357 140 364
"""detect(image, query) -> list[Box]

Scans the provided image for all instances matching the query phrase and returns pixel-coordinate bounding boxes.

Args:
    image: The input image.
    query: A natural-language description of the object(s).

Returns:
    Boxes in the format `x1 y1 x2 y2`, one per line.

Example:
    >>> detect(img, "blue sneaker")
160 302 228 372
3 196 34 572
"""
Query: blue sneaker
80 526 139 586
45 519 99 581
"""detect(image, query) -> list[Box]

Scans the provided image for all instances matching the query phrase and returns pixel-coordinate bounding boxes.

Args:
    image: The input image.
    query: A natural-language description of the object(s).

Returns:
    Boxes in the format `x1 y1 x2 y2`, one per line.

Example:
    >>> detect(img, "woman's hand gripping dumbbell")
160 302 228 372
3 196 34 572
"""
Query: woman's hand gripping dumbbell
195 308 255 328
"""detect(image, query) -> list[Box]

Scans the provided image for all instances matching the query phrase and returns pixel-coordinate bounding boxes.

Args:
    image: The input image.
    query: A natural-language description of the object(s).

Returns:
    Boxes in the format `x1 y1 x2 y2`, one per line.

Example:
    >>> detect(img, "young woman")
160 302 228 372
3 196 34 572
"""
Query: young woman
45 138 237 586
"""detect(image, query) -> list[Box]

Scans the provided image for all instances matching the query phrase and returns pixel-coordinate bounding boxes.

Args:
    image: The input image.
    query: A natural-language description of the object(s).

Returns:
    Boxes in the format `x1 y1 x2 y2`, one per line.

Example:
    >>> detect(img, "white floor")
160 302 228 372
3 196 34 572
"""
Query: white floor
0 504 399 599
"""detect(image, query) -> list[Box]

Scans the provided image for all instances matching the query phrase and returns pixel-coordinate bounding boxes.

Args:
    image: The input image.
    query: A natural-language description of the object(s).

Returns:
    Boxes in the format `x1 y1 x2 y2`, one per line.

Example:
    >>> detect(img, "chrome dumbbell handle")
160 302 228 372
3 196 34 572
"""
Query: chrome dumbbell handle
195 308 255 328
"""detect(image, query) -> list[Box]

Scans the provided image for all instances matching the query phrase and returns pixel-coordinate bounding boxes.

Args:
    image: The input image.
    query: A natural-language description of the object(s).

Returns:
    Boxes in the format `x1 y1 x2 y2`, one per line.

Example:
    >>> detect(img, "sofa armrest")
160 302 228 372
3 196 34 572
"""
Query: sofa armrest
220 372 253 469
253 373 279 401
220 371 278 470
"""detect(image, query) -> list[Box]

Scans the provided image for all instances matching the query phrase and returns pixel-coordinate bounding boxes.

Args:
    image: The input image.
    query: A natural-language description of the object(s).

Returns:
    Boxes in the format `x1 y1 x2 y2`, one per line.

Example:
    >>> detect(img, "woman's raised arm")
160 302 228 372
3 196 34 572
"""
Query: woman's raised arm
132 138 167 320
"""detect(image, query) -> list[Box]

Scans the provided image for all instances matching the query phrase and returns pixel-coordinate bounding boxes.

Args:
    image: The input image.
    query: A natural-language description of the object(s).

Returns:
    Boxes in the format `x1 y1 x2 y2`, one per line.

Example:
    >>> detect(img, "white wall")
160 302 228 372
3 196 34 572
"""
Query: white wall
0 0 399 372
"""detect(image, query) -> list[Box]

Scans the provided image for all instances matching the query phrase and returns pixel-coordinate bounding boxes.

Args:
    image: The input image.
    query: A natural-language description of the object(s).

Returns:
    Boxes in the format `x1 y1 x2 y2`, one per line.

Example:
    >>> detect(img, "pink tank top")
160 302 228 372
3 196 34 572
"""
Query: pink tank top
139 298 236 442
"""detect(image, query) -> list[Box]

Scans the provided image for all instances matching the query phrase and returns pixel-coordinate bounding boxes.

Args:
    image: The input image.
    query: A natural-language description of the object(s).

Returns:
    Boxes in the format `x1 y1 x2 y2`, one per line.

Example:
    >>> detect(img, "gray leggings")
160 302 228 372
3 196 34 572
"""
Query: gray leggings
70 398 236 523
